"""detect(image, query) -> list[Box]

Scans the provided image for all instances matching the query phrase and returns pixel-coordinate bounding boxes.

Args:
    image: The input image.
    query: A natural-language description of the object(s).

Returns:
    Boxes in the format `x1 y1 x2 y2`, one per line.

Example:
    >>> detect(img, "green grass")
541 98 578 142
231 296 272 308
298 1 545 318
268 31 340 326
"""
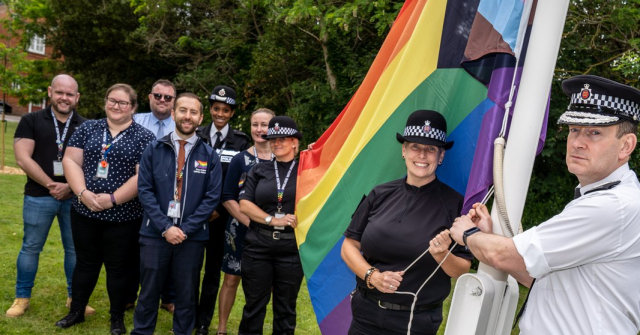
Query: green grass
0 121 529 334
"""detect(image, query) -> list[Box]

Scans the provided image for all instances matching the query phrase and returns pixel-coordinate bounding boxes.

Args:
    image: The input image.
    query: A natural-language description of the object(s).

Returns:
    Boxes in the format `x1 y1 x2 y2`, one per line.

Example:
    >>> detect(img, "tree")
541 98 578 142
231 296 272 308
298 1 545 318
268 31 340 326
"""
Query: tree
6 0 177 118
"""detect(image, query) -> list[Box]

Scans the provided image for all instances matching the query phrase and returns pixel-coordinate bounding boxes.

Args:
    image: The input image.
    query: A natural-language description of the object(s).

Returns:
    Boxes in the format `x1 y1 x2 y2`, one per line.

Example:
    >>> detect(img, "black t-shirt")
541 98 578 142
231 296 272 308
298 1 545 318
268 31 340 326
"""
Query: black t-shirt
344 177 473 305
14 107 86 197
238 159 297 233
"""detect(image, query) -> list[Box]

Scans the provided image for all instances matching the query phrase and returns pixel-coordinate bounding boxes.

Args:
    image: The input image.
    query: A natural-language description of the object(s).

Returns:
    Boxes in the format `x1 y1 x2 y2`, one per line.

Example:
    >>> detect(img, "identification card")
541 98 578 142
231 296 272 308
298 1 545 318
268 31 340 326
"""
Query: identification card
95 162 109 179
167 200 181 218
274 212 285 230
53 161 64 176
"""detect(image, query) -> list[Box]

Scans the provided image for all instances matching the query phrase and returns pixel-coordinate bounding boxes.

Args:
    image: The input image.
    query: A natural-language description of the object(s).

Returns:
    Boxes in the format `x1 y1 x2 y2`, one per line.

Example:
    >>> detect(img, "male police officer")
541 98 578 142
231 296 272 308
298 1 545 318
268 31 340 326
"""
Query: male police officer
9 74 94 317
134 93 222 335
451 75 640 334
194 85 250 334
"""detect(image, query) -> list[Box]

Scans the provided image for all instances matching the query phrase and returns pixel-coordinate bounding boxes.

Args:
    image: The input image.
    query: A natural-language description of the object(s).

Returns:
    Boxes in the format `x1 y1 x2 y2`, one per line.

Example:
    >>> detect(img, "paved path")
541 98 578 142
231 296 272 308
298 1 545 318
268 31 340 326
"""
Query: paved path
1 114 21 122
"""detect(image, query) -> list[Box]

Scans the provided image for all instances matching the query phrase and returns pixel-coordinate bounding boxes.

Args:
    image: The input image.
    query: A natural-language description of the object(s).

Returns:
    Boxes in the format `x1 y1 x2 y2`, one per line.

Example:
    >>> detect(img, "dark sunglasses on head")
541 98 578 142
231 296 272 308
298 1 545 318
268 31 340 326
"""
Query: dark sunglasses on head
151 93 174 102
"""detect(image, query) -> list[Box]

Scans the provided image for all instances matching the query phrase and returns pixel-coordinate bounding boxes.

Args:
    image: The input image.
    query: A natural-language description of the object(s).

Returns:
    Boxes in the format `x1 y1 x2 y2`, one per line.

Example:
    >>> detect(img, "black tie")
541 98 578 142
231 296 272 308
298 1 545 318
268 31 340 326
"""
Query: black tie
574 187 581 199
214 131 223 149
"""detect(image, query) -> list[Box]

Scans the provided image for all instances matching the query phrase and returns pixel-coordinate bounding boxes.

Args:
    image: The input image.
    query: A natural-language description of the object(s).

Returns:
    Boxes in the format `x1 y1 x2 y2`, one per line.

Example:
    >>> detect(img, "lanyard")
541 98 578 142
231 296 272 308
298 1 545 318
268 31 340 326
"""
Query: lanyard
274 160 296 213
174 147 187 201
51 110 73 161
253 146 274 164
101 128 127 163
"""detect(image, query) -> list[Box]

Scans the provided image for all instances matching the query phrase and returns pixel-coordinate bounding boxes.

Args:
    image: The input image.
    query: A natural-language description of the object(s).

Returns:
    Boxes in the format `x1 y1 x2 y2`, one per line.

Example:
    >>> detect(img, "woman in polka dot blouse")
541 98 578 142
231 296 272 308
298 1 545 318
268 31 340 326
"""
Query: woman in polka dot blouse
56 84 155 334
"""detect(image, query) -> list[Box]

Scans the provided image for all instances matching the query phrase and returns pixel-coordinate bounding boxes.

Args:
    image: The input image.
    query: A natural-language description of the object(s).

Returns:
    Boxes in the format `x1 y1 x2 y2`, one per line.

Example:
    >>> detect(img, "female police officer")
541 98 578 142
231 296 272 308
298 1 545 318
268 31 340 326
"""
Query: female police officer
237 116 303 335
341 110 472 335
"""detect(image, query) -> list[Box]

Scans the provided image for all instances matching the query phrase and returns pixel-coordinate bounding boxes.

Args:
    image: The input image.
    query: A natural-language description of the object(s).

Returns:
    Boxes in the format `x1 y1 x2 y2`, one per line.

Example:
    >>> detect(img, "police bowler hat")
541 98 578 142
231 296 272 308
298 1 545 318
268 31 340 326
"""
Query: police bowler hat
396 110 454 150
262 116 303 140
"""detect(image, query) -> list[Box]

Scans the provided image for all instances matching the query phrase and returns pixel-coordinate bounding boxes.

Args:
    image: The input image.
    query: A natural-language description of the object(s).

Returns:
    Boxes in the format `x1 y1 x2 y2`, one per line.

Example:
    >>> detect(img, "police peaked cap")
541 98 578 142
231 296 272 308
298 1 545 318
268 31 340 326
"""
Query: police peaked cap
262 116 303 140
559 75 640 126
209 85 237 108
396 109 454 150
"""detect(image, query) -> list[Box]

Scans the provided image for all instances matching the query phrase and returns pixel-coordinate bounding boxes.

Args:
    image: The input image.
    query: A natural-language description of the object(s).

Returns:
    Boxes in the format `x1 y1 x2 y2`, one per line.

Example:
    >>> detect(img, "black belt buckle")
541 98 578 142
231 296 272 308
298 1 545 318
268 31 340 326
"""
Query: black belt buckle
272 231 281 240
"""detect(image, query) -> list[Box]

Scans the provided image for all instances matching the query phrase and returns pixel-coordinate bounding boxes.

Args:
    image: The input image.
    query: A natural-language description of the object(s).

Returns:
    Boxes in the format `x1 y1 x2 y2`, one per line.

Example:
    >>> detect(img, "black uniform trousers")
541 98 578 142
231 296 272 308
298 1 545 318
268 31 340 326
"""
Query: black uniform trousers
69 208 140 316
238 226 304 335
131 236 206 335
194 211 228 329
348 290 443 335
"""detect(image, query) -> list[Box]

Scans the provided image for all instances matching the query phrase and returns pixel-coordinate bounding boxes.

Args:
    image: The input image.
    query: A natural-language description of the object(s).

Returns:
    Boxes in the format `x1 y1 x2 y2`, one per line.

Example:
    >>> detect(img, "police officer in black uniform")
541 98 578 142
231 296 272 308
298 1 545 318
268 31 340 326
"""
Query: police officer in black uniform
237 116 304 335
195 85 251 335
342 110 473 335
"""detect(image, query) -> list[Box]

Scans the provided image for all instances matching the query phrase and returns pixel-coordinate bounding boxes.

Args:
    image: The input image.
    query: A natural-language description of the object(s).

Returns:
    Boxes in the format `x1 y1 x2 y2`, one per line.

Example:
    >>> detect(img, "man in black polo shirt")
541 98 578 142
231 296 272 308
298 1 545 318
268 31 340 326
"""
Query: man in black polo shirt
194 85 250 335
7 74 93 318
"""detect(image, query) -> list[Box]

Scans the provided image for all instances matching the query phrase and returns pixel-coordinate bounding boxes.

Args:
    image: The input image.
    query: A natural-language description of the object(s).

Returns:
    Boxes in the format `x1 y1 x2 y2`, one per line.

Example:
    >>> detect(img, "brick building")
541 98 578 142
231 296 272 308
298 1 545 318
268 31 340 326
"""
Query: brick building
1 3 53 116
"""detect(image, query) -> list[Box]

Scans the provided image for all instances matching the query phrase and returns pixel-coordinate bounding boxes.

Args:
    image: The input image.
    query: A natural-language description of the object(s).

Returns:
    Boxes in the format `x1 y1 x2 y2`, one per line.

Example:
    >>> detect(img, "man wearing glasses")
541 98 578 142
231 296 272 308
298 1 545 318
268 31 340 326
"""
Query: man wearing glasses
134 79 177 140
131 79 178 313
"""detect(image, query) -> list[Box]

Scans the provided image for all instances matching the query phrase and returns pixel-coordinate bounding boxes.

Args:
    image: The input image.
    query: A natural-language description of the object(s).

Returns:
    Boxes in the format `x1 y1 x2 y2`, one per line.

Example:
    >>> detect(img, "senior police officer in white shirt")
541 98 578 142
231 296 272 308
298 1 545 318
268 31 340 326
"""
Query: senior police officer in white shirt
451 75 640 335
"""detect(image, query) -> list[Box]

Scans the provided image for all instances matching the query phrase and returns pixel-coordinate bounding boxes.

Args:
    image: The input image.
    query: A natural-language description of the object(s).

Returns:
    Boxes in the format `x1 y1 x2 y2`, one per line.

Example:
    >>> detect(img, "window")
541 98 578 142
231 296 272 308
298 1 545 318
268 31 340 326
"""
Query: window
27 35 46 55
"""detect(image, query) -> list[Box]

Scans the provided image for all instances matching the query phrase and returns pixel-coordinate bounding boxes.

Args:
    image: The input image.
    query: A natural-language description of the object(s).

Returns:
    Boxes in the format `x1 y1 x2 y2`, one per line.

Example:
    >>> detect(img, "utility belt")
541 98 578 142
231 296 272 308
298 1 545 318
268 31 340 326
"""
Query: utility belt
250 223 295 240
357 287 442 312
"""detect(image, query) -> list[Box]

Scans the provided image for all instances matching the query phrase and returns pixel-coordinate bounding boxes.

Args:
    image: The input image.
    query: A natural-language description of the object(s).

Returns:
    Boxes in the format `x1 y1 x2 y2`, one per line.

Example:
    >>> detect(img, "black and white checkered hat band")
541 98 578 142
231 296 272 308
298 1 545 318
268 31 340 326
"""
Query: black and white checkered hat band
210 95 236 106
570 93 640 120
267 127 298 136
403 126 447 142
558 111 619 125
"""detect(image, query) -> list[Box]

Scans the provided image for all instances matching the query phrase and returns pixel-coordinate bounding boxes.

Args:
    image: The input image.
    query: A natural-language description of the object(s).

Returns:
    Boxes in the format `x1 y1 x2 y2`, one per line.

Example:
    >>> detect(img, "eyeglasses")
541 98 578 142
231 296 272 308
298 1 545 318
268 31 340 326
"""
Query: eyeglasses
106 98 132 109
151 93 174 102
407 143 439 155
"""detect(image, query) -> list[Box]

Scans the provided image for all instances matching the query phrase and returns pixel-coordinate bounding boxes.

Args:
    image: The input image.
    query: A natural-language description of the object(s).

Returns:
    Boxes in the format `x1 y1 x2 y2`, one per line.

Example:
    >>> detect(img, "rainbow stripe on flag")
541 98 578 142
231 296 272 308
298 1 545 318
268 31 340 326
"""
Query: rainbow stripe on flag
295 0 546 333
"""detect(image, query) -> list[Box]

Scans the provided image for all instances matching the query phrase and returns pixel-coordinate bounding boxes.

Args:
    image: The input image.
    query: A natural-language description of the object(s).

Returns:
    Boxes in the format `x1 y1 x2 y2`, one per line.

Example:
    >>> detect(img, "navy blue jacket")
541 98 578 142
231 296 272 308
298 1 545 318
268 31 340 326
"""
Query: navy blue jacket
138 134 222 241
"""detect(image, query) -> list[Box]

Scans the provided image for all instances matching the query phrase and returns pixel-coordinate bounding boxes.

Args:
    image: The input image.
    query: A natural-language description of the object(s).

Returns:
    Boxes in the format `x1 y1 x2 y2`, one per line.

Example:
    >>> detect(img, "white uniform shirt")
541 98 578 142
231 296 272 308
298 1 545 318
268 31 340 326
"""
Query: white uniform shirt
513 163 640 335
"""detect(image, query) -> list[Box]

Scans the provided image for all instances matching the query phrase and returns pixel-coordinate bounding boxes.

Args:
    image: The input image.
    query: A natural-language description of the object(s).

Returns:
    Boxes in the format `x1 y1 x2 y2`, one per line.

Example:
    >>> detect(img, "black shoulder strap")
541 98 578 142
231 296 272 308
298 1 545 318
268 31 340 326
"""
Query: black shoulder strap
584 180 621 195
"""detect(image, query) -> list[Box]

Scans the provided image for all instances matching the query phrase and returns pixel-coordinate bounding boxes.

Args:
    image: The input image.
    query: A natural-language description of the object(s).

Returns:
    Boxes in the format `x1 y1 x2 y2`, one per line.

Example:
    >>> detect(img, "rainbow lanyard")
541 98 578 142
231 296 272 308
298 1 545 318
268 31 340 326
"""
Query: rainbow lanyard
274 160 296 213
253 146 274 165
101 128 126 166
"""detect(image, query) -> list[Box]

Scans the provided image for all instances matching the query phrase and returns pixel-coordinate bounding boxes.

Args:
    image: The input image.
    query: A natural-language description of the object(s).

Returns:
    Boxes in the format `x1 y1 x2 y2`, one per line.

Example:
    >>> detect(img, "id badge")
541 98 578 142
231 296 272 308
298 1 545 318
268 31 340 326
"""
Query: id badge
53 161 64 176
95 162 109 179
167 200 181 218
274 212 285 230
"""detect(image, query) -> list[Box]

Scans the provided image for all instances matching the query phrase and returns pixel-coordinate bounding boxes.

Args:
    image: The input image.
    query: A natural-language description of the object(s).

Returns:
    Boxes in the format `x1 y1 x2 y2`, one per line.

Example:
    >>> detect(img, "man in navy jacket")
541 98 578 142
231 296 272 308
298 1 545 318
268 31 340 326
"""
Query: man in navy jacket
133 93 222 335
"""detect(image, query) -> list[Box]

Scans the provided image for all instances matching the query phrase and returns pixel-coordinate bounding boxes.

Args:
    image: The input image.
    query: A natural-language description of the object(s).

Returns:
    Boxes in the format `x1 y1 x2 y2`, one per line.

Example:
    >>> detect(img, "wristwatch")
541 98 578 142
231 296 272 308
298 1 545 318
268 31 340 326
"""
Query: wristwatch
265 215 273 226
463 227 482 248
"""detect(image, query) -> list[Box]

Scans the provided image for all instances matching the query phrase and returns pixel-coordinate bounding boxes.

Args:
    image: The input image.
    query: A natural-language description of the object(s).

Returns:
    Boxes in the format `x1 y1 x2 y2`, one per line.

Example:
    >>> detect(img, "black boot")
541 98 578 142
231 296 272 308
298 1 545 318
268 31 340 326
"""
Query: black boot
110 314 127 335
55 309 85 328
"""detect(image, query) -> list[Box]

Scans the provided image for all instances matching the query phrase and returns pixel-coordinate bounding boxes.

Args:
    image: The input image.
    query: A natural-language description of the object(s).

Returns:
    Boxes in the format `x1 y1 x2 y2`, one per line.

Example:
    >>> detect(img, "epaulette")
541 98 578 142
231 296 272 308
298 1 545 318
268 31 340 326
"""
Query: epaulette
584 180 621 195
233 129 250 139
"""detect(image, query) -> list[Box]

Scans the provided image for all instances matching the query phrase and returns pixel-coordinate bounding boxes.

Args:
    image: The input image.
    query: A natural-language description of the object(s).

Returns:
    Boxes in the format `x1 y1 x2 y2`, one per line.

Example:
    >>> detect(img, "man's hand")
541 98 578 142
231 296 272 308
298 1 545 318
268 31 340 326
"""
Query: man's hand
468 203 493 232
164 227 186 245
47 182 72 200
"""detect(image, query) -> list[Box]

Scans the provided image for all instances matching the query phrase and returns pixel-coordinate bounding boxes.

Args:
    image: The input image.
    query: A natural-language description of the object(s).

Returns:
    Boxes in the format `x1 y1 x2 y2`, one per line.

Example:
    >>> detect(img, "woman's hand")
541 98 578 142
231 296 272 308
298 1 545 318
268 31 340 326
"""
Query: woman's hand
80 191 104 212
429 230 453 255
371 270 404 294
271 214 298 228
95 193 115 210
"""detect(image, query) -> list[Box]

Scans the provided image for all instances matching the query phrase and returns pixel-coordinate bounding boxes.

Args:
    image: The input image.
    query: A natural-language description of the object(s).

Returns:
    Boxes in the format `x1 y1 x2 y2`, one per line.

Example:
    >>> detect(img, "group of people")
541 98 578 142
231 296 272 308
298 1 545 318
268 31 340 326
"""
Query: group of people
9 75 305 335
7 72 640 335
